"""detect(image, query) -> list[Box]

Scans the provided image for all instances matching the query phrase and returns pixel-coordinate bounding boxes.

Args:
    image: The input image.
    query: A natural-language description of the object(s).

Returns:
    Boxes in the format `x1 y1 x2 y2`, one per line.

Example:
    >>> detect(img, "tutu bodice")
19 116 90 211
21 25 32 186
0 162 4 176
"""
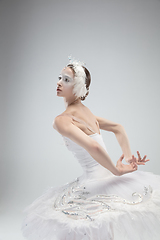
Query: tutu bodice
63 132 114 180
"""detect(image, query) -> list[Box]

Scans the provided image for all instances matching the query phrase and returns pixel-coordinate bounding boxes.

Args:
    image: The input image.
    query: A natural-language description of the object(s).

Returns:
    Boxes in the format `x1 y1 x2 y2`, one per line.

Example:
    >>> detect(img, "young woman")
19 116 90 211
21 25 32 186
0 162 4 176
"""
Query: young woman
22 57 160 240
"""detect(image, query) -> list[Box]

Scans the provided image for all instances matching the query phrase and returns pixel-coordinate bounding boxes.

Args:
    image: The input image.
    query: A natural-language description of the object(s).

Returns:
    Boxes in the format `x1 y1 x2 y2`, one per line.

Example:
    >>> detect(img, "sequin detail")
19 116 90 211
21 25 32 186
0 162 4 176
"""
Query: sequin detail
53 178 153 221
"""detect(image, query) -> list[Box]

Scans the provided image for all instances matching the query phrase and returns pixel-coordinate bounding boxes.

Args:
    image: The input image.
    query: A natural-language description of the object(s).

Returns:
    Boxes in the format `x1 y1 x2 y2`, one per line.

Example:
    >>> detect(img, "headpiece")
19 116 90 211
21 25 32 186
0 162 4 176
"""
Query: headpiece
66 55 88 99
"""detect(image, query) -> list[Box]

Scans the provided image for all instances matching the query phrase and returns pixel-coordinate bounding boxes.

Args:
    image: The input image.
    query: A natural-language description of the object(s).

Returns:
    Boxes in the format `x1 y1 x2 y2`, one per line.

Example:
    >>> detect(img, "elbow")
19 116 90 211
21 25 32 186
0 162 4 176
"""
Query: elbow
89 140 101 154
114 123 124 134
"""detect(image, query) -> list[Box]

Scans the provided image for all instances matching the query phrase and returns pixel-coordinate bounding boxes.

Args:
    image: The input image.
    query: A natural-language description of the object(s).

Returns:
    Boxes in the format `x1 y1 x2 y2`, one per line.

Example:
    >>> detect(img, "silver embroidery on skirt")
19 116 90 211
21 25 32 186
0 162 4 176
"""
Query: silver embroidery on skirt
53 178 153 221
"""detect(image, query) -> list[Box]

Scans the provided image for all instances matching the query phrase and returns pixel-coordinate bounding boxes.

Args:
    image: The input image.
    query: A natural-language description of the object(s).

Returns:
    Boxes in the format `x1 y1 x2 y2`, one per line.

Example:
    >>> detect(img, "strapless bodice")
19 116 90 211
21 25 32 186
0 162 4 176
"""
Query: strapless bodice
62 133 114 180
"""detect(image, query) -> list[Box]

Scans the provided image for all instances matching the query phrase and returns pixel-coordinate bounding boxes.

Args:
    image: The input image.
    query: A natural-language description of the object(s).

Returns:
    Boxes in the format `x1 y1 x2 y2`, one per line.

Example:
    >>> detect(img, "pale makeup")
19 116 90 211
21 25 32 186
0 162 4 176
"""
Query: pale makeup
58 70 75 89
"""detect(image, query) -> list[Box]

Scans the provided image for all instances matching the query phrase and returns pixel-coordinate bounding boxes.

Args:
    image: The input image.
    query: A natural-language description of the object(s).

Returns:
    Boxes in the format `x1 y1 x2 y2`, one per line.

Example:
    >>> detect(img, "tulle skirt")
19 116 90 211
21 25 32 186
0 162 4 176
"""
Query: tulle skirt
21 170 160 240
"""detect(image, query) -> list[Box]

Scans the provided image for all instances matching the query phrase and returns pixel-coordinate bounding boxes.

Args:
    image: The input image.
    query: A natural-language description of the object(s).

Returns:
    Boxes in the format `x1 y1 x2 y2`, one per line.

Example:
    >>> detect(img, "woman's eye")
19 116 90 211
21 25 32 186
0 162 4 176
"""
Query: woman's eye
58 76 61 80
64 78 69 82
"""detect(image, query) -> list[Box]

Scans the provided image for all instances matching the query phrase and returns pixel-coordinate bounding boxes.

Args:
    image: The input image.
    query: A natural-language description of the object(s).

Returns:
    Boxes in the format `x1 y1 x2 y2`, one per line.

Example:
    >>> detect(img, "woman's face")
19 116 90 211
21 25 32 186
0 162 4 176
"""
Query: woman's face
57 67 75 98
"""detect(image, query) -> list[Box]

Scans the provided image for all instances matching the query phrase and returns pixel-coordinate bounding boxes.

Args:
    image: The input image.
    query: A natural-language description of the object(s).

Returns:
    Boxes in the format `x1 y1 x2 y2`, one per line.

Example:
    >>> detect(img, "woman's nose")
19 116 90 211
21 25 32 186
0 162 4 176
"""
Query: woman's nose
57 79 62 86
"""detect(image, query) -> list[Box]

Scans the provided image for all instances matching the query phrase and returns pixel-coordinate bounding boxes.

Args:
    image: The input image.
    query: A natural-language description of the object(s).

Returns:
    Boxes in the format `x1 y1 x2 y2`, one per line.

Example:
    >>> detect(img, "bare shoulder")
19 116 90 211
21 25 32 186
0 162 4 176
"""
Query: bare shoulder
83 106 98 121
52 113 97 153
52 113 72 133
94 115 104 123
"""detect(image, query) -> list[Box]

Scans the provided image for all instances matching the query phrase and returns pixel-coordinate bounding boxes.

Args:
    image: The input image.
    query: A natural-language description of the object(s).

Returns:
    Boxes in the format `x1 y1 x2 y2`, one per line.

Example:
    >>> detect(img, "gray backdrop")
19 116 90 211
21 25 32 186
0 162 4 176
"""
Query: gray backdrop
0 0 160 239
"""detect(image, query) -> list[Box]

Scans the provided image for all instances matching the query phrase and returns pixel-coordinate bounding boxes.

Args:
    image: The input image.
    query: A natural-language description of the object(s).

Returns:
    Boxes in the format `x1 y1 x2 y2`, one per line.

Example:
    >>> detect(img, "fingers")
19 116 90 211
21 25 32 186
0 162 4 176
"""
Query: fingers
131 161 138 171
140 155 146 164
131 155 136 163
137 151 142 162
137 151 141 159
119 154 124 162
142 155 146 162
137 151 150 164
132 160 137 167
127 155 136 164
145 159 150 162
130 156 137 170
132 155 136 160
142 155 150 162
138 159 150 165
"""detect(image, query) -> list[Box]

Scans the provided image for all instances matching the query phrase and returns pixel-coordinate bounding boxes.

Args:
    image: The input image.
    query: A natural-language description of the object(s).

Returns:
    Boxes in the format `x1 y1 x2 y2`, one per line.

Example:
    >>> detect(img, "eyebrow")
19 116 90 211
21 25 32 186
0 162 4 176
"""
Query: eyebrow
61 74 73 80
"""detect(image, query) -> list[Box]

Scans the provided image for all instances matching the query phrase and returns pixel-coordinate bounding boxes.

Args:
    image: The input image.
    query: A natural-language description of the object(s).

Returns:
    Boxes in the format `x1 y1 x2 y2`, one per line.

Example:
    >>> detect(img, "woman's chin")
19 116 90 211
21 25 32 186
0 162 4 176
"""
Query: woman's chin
56 91 63 95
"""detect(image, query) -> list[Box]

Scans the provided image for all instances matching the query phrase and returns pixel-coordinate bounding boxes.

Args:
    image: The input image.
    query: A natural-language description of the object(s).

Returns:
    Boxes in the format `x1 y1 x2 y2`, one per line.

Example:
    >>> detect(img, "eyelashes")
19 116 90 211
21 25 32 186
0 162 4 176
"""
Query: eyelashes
58 76 70 82
63 77 69 82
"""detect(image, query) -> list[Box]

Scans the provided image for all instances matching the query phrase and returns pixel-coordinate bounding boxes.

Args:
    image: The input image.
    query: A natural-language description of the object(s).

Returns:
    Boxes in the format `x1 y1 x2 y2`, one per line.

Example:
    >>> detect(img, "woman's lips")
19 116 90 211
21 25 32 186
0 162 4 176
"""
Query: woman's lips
57 89 62 91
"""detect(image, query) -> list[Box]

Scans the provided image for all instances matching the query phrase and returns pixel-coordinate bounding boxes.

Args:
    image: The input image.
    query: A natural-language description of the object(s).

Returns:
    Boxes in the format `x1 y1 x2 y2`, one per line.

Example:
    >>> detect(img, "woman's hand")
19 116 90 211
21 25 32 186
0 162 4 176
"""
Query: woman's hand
116 154 138 176
128 151 150 165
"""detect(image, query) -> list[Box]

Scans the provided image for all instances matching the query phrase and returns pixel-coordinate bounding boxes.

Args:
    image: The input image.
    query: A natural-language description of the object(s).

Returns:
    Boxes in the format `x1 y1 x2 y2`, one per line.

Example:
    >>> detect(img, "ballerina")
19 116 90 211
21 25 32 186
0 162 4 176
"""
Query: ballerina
21 56 160 240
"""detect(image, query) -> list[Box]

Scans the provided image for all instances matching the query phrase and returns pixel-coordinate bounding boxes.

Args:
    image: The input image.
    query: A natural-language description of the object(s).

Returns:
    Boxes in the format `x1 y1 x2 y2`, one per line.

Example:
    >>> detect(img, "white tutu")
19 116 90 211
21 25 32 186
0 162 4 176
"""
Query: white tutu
21 133 160 240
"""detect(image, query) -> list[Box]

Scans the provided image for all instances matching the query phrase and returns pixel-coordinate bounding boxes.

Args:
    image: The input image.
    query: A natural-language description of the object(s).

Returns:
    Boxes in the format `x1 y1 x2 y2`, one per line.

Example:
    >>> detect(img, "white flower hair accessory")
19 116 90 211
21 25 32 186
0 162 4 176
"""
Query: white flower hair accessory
66 55 88 99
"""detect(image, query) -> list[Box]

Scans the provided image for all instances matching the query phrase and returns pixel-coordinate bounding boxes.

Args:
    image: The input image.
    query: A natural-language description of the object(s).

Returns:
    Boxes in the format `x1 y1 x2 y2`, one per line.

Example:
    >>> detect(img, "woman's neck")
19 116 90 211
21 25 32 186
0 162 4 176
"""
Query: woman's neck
64 97 82 108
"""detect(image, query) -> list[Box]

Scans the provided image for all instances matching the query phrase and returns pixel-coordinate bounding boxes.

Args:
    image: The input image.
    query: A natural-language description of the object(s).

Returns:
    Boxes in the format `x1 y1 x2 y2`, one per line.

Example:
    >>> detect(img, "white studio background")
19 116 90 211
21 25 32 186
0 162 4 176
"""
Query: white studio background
0 0 160 239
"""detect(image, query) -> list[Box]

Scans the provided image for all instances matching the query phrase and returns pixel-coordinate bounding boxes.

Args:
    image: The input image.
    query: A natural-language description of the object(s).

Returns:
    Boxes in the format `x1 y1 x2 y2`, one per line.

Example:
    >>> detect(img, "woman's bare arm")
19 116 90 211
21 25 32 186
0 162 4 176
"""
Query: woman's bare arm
95 115 149 164
53 115 137 176
95 115 132 162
